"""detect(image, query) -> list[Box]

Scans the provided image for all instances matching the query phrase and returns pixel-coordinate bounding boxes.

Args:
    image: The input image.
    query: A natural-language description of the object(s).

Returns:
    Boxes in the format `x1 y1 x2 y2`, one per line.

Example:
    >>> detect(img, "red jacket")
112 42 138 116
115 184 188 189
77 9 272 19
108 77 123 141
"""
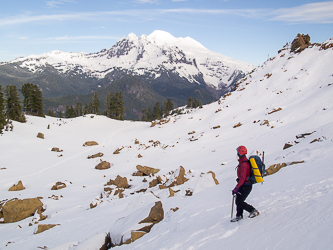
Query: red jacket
236 156 251 188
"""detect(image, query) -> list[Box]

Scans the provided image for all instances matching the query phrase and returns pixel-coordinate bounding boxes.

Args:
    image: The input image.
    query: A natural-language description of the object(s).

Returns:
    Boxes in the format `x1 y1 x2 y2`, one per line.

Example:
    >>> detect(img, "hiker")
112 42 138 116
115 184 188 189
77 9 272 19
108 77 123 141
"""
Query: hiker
231 145 259 222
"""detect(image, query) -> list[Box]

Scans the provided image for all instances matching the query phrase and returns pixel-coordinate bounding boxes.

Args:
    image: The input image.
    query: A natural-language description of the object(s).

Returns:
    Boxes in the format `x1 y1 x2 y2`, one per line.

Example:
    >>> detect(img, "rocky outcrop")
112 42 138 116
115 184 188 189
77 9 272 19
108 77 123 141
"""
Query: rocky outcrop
8 180 25 191
291 34 310 53
95 161 111 170
1 198 44 223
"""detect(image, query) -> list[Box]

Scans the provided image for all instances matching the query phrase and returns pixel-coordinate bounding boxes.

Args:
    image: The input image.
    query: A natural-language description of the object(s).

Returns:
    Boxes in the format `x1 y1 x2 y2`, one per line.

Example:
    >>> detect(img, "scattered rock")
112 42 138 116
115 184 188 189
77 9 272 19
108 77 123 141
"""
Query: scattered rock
88 152 104 159
137 154 143 158
51 147 63 152
95 161 111 170
233 122 242 128
283 143 293 150
163 166 189 188
134 165 160 176
34 224 59 234
170 207 179 212
83 141 98 146
8 180 25 191
37 133 44 139
51 182 66 190
148 176 163 188
107 175 129 189
212 125 220 129
1 198 44 223
113 147 123 154
268 107 282 115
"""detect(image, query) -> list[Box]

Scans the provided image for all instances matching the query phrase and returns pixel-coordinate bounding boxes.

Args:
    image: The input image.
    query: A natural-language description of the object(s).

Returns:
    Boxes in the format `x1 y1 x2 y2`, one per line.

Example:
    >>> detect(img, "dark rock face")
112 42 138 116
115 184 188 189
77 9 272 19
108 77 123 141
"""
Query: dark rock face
291 34 311 53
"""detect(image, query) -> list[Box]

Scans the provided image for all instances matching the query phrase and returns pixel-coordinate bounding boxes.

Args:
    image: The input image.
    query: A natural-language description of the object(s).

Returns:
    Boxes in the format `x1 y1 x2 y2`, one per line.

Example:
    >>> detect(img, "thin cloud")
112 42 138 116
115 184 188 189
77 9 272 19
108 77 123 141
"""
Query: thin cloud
46 0 76 8
270 1 333 24
1 2 333 27
46 35 119 41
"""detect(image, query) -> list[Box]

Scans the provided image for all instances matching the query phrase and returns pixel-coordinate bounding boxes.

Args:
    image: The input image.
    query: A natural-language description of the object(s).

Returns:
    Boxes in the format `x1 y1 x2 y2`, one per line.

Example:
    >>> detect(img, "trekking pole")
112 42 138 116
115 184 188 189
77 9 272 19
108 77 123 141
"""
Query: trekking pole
231 194 235 219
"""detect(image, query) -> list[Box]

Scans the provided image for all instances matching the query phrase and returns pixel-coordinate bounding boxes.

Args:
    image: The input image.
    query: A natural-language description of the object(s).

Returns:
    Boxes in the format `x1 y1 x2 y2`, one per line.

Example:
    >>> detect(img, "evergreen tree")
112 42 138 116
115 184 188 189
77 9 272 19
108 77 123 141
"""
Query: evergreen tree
59 110 63 118
5 85 25 122
153 102 161 120
20 83 44 117
163 98 174 117
75 102 84 117
46 109 55 117
186 97 201 109
105 91 125 120
0 86 6 133
92 92 101 115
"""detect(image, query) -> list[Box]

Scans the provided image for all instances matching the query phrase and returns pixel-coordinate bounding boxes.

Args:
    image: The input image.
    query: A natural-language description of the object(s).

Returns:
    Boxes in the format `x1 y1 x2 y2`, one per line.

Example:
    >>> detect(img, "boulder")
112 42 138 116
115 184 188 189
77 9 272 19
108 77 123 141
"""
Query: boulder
37 132 44 139
135 165 160 176
95 161 111 170
34 224 59 234
83 141 98 146
8 180 25 191
149 176 162 188
107 175 129 189
1 198 44 223
51 182 66 190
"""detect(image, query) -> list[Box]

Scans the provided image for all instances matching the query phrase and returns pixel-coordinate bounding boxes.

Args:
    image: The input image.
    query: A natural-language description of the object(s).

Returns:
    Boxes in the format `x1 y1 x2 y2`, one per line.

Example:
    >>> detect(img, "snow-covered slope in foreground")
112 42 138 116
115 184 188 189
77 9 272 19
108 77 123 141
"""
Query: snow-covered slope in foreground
1 40 333 249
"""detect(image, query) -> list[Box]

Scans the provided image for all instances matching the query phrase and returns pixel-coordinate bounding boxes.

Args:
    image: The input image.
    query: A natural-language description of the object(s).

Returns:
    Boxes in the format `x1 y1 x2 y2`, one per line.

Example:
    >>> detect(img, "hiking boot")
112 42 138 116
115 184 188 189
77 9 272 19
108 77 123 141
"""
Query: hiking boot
230 215 243 222
249 209 259 218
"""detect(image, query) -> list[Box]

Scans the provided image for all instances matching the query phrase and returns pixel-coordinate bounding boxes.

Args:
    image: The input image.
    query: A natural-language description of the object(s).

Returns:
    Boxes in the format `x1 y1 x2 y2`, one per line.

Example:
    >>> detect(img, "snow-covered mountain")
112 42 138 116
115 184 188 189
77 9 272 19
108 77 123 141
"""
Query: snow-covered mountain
1 35 333 249
1 30 253 98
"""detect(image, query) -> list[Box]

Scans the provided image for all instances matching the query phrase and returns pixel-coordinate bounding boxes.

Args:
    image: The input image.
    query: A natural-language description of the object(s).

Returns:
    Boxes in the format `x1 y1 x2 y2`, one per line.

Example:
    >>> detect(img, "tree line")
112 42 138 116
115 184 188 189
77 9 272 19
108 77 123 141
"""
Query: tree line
0 83 44 133
47 92 125 120
141 97 202 122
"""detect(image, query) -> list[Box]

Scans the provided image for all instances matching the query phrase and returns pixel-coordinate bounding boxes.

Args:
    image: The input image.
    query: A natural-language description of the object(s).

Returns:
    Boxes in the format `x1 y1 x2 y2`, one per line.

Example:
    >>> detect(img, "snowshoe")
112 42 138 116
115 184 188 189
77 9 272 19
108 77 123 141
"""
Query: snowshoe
230 215 243 222
249 209 259 218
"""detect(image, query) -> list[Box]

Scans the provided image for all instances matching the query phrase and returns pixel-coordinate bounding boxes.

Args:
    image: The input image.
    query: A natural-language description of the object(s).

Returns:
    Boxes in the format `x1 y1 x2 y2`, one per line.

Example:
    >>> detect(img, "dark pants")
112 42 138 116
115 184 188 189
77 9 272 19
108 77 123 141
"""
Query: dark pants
236 184 255 217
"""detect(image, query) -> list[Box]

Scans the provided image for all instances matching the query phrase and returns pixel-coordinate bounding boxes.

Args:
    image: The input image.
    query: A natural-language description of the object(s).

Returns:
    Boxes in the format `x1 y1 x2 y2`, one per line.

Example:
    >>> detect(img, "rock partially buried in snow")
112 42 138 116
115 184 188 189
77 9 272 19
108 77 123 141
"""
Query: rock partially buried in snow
34 224 59 234
163 166 189 188
109 201 164 247
51 181 66 190
106 175 129 189
135 165 160 176
37 132 44 139
1 198 44 223
8 180 25 191
83 141 98 146
95 161 111 170
193 171 219 195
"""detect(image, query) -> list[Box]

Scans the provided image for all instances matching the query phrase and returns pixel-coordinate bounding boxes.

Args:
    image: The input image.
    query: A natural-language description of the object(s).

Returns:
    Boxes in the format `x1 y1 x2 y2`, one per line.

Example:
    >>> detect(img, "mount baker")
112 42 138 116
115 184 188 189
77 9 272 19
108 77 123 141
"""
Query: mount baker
0 30 254 119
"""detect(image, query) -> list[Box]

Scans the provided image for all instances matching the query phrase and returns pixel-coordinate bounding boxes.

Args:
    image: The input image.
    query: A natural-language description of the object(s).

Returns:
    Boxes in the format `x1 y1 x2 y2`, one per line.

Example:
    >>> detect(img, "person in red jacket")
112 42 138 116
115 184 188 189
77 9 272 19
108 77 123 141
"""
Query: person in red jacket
231 146 259 222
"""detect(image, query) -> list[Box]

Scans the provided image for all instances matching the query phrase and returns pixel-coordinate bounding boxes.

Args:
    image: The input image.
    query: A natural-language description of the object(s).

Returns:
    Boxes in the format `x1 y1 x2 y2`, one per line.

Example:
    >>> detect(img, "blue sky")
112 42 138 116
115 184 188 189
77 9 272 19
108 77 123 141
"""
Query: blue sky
0 0 332 66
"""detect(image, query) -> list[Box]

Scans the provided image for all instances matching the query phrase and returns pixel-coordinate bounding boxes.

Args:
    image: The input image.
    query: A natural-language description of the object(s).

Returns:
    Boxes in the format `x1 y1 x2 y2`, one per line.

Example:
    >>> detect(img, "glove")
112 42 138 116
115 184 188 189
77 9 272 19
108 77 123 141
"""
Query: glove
232 187 239 195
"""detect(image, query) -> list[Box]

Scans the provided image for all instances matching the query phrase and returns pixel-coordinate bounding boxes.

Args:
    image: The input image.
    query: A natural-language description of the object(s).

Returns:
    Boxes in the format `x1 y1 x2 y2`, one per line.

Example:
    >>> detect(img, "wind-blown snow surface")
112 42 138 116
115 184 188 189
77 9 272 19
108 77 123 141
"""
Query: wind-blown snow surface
1 42 333 249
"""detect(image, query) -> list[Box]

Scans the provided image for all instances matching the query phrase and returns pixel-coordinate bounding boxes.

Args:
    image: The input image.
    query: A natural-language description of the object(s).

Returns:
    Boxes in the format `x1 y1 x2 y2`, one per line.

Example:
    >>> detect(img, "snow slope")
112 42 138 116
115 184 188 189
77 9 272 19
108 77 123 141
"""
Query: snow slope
4 30 253 90
0 40 333 249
